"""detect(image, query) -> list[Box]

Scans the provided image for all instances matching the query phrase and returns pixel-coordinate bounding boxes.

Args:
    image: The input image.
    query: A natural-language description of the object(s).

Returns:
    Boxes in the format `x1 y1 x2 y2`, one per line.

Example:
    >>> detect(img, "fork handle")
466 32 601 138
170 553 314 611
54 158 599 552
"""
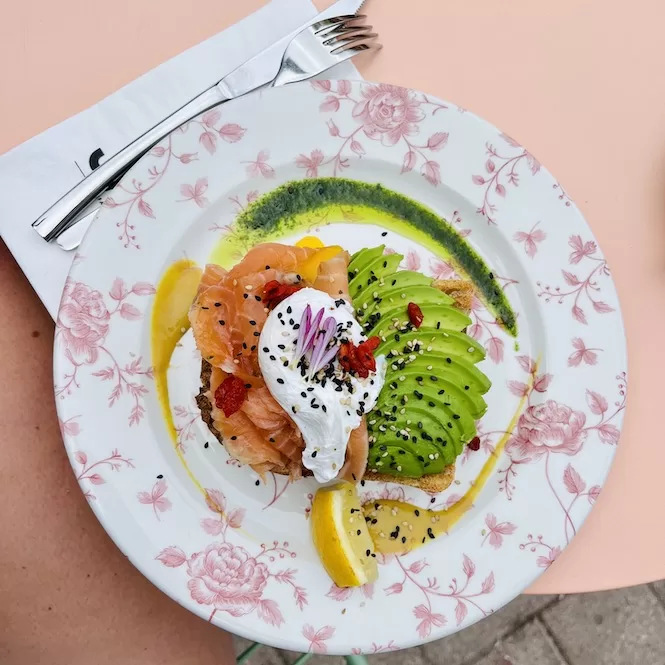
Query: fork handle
33 86 228 242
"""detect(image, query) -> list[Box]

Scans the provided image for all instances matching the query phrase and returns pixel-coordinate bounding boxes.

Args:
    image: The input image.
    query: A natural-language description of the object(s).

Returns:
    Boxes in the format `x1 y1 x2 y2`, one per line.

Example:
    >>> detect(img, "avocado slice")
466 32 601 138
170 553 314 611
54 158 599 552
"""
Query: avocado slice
358 284 454 323
377 370 487 420
369 405 463 465
373 387 476 456
385 351 491 395
368 442 444 478
348 245 385 275
349 253 403 300
365 303 471 339
377 328 485 365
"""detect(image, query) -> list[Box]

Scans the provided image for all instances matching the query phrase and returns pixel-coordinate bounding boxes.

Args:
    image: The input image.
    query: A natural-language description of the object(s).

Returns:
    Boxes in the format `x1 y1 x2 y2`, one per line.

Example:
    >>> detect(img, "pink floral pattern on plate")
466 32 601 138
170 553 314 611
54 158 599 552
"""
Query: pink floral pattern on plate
54 80 627 654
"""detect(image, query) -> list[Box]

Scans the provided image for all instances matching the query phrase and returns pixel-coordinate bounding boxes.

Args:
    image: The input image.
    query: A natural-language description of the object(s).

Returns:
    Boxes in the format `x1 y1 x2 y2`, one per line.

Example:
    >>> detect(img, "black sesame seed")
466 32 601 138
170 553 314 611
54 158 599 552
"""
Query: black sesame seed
253 331 260 337
249 320 256 326
415 509 420 516
242 342 247 349
214 302 221 307
357 529 362 536
312 450 317 458
270 355 276 361
430 497 436 503
244 383 252 389
401 536 407 544
428 401 435 407
255 480 260 486
453 414 460 420
219 320 225 326
277 378 284 384
157 474 163 479
430 375 439 381
254 295 261 301
465 385 470 390
265 265 271 270
243 293 248 299
283 361 289 367
366 549 371 557
322 405 327 413
278 344 286 350
286 306 292 314
269 437 275 443
292 406 297 414
230 436 237 441
204 442 209 448
438 389 445 395
427 528 435 539
251 345 256 352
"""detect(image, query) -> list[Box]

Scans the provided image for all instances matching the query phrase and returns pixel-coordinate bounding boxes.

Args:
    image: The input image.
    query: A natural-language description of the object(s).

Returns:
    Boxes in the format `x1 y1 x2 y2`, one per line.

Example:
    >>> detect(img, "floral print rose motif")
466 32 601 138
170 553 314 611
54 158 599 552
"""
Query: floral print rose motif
158 488 307 625
55 277 155 426
307 80 448 184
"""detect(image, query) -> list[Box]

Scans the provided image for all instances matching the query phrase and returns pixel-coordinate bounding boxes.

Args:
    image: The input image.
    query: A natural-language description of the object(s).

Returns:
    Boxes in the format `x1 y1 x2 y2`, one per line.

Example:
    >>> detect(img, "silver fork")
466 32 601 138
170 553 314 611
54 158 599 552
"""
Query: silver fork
33 15 380 250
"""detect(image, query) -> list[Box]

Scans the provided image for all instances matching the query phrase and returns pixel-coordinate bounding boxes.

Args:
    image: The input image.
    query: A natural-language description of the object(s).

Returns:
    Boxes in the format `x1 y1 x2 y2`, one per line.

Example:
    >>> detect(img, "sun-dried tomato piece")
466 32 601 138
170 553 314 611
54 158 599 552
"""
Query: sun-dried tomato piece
214 375 248 417
262 280 302 308
338 336 380 379
467 436 481 451
407 302 424 328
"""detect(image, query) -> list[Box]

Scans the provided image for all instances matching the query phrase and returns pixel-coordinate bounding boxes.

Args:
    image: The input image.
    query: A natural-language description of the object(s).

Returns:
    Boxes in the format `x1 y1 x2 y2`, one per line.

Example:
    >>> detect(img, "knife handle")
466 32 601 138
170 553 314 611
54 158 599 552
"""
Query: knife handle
32 86 228 243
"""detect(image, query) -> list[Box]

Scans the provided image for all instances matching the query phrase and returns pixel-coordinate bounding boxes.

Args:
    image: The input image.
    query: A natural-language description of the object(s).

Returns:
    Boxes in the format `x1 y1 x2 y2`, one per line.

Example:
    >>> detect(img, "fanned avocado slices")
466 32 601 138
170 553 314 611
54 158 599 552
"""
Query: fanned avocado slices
351 246 492 478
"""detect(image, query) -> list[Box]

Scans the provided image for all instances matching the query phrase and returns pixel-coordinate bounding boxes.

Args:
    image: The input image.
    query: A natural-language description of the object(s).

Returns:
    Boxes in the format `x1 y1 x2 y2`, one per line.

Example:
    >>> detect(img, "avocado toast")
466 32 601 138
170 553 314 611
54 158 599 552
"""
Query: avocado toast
350 247 489 493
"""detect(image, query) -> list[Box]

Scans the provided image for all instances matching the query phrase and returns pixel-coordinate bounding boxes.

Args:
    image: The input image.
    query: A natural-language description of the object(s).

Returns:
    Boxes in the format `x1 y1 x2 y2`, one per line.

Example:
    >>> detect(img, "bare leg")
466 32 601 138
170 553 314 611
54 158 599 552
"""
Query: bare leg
0 242 234 665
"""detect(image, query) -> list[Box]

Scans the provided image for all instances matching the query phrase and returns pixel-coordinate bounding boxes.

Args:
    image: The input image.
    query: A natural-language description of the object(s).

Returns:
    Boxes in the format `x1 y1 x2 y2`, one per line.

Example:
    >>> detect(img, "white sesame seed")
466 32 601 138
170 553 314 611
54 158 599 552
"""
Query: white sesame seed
400 408 406 415
399 375 406 381
427 346 433 352
427 365 433 371
397 466 402 472
245 284 253 290
382 452 389 458
401 293 406 299
233 359 240 364
233 279 237 286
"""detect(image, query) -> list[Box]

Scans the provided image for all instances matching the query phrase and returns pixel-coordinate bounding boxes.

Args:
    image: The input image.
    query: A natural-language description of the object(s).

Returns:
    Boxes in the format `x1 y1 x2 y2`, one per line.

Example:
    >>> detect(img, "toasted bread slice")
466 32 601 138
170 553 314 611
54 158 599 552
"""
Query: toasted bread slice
196 278 475 492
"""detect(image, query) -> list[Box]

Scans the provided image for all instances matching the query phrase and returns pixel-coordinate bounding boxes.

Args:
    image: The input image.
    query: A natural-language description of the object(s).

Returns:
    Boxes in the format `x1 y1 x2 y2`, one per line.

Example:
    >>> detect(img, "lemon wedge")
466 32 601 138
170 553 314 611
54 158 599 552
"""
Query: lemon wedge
311 482 378 587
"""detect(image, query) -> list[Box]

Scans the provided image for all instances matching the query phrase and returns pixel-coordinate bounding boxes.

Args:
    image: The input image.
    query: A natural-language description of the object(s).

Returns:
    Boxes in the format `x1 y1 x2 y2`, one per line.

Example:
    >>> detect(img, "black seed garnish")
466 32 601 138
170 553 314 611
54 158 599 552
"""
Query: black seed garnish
418 421 423 429
430 376 438 382
214 302 221 307
361 480 366 487
453 414 460 420
312 404 320 409
263 347 269 353
436 321 441 329
254 295 261 301
270 355 276 361
204 442 209 448
489 272 494 279
249 320 256 326
422 432 433 441
427 528 435 539
394 333 400 342
465 385 470 390
243 293 248 299
381 231 388 237
251 345 256 352
292 406 297 414
366 549 371 557
157 474 163 479
357 529 362 536
415 509 420 516
311 450 317 458
322 405 327 413
383 260 388 268
307 386 314 392
219 320 225 326
244 383 252 389
230 436 237 441
286 306 292 314
438 389 445 395
414 391 423 400
278 344 286 350
446 357 452 364
447 422 453 429
201 306 209 310
429 401 435 407
242 342 247 349
269 437 275 443
277 378 284 384
283 361 289 367
253 331 260 337
255 480 260 486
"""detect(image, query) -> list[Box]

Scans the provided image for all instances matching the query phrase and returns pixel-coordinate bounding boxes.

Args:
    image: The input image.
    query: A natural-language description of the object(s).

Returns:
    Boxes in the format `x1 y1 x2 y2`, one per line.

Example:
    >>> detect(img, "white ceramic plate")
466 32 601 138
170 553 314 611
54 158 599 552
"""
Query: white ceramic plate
54 80 626 655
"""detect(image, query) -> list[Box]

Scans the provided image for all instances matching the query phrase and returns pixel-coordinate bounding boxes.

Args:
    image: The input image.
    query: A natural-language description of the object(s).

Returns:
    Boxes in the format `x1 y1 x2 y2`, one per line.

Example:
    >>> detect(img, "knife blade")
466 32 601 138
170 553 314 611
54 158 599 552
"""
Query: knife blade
36 0 365 248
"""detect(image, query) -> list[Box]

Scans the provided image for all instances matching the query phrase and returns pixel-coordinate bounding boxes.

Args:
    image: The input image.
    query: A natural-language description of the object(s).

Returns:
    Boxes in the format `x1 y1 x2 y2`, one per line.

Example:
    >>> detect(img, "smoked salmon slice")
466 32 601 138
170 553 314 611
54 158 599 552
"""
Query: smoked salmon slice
191 242 369 482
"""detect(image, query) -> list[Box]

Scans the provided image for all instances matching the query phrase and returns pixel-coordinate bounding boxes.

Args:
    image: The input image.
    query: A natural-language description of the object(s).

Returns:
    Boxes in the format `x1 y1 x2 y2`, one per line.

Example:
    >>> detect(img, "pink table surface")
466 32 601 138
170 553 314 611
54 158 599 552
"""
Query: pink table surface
1 0 663 597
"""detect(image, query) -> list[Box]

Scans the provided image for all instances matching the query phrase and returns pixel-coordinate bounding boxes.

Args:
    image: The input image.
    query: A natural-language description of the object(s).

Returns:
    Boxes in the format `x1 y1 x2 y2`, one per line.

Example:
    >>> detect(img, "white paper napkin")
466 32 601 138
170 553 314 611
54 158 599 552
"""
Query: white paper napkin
0 0 359 319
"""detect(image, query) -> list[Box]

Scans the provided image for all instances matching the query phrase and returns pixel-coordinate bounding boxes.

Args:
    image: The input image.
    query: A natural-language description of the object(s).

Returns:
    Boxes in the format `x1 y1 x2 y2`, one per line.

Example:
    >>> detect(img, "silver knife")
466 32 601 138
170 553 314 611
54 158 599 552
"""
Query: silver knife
33 0 365 249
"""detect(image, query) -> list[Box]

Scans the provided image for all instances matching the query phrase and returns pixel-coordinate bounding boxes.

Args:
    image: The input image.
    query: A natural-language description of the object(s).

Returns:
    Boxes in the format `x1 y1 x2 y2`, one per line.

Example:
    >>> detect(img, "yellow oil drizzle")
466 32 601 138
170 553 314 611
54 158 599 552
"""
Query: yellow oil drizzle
151 259 206 495
363 371 534 555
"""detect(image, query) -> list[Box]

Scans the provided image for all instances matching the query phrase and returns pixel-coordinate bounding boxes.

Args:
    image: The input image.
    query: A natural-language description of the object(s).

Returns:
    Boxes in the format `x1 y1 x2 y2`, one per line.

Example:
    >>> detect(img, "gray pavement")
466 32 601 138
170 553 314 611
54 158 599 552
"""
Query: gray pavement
235 581 665 665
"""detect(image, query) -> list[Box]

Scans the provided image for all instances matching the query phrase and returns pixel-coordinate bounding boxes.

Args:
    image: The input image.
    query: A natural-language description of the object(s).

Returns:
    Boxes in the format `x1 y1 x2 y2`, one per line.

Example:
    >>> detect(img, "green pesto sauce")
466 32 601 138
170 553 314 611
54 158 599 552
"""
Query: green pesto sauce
215 177 517 336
